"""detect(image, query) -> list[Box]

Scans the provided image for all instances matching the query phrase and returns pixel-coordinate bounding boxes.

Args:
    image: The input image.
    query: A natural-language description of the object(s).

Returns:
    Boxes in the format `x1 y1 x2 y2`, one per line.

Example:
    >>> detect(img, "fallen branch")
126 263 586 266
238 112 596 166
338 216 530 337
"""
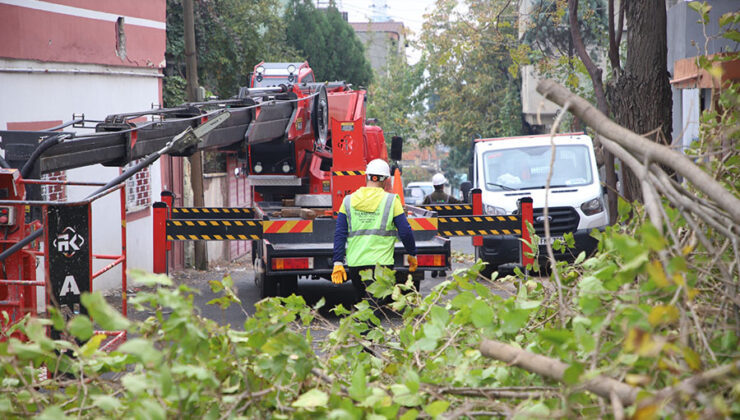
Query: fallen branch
436 385 557 399
479 339 638 406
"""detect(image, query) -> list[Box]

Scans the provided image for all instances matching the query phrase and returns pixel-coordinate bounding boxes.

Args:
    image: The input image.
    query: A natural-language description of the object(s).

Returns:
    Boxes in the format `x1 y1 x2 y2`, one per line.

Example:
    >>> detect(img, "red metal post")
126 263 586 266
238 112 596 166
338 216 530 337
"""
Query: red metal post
519 197 534 267
119 186 127 317
160 191 174 251
472 188 483 247
152 202 168 274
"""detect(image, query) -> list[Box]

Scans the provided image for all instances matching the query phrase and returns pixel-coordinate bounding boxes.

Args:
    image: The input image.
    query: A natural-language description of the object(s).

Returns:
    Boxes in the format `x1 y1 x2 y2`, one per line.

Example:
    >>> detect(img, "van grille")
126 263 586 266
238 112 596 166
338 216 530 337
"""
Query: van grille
532 207 579 235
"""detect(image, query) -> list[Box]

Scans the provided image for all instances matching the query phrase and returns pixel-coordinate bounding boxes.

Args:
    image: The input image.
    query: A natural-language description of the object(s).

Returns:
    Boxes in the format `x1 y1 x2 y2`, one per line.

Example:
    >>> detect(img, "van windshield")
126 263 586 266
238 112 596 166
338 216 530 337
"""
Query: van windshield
482 145 593 191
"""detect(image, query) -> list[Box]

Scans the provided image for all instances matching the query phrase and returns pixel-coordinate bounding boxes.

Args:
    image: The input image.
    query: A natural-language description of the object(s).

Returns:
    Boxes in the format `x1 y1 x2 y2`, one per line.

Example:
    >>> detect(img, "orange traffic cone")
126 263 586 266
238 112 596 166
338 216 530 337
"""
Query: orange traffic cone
392 168 405 206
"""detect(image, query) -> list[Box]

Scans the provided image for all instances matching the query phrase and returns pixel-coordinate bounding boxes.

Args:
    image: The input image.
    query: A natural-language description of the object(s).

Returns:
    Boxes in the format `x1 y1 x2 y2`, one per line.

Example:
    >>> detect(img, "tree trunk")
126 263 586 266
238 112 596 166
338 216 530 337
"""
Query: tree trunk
184 0 208 270
607 0 672 203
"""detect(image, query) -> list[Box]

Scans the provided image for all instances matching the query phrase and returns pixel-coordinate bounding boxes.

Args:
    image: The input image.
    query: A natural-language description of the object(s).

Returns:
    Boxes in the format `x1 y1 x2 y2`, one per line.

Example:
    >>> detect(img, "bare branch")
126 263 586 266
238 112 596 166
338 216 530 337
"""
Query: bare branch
479 339 639 406
537 79 740 227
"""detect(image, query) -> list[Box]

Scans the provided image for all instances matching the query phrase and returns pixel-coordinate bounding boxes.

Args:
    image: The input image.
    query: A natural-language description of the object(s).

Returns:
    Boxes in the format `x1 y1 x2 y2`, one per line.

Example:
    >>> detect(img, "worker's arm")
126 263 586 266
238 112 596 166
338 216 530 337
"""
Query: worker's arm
448 194 462 204
422 195 431 205
393 213 416 256
333 211 348 263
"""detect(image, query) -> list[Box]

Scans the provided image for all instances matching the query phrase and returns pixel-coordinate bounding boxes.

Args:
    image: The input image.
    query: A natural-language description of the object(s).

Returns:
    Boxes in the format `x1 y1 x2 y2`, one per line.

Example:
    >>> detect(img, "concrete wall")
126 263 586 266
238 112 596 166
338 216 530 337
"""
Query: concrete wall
203 173 229 263
0 59 163 291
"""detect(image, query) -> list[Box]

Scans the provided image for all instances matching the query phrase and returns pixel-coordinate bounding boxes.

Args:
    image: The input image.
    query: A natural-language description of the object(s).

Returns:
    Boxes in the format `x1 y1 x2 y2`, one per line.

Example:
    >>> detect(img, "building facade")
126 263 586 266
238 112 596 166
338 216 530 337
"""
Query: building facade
0 0 167 289
349 21 405 75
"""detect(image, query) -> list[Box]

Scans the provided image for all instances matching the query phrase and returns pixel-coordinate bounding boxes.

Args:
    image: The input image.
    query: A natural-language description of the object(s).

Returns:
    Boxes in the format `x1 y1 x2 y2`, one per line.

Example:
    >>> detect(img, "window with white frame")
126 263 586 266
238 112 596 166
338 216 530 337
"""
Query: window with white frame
124 160 151 212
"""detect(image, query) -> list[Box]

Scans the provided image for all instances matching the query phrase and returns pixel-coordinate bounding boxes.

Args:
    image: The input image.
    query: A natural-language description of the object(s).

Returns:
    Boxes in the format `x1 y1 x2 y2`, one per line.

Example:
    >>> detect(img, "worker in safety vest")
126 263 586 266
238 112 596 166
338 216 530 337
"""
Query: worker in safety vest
422 173 462 204
331 159 418 296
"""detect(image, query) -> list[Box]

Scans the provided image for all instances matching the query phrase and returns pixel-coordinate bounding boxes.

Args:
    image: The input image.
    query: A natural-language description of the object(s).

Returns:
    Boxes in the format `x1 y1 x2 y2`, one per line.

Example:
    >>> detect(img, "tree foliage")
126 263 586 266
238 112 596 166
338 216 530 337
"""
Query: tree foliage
366 52 424 144
284 0 373 87
164 0 292 106
417 0 523 171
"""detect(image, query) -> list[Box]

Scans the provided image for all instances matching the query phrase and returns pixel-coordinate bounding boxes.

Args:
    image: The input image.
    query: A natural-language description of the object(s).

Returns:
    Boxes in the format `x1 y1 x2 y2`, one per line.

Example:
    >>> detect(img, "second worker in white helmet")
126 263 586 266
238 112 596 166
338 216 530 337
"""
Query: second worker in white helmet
332 159 417 300
422 173 462 204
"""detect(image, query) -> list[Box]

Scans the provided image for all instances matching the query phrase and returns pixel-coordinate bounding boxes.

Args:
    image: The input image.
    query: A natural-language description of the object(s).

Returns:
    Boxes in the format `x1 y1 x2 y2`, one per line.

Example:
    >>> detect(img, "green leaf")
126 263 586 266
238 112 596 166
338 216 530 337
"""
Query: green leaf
121 373 150 394
719 12 735 27
349 364 368 401
136 398 166 420
129 269 173 287
292 388 329 410
424 400 450 418
423 323 444 341
539 328 573 346
79 334 107 357
49 307 65 331
0 397 11 413
37 406 69 420
500 309 529 334
647 305 679 327
430 305 450 326
400 409 419 420
574 251 586 265
81 292 131 331
579 276 605 295
722 30 740 43
470 299 494 328
563 363 585 385
92 395 122 413
639 223 667 251
682 346 702 371
313 297 326 310
209 279 224 293
617 197 632 223
687 2 703 13
391 384 422 407
118 338 163 366
67 316 93 341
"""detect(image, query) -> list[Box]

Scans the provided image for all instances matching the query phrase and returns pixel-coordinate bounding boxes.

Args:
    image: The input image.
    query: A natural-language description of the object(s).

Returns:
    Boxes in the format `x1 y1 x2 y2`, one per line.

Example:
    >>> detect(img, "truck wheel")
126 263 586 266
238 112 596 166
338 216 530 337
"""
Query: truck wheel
475 247 497 280
278 275 298 297
255 257 277 298
395 272 421 293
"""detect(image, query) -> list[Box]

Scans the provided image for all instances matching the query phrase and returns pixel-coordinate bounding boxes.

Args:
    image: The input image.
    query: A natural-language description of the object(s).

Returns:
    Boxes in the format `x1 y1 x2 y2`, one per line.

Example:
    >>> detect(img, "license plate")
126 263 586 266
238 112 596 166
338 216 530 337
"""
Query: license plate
538 236 563 245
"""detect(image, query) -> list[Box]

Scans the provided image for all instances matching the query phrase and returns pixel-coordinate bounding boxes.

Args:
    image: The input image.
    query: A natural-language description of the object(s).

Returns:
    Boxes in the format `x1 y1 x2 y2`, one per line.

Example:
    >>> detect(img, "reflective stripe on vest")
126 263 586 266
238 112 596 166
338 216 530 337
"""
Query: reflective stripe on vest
345 193 397 237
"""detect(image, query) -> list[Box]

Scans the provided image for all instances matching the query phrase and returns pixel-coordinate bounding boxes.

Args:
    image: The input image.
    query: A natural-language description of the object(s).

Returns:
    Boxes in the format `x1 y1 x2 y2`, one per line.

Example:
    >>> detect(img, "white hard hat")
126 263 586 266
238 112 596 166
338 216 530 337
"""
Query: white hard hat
366 159 391 178
432 173 447 186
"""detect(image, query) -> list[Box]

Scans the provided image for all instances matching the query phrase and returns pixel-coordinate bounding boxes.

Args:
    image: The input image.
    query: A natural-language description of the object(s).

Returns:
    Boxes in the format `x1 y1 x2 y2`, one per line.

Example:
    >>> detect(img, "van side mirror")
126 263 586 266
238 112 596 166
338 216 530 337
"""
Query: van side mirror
390 136 403 161
460 181 472 202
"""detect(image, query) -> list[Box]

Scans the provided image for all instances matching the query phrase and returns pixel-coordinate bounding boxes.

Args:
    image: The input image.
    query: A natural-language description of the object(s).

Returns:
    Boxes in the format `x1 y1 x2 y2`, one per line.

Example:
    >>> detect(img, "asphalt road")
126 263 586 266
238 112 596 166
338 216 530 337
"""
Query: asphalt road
188 236 480 329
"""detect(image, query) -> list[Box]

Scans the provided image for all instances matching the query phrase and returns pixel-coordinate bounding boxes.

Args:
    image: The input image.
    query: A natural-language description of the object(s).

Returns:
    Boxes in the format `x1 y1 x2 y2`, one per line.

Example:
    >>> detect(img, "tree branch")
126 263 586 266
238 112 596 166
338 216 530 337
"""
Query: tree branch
567 0 608 114
479 339 639 406
537 79 740 227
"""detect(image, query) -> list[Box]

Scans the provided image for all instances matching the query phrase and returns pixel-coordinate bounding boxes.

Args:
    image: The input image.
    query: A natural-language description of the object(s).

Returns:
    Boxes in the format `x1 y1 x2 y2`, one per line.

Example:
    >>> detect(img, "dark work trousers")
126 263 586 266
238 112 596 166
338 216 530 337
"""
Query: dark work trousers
348 265 390 301
347 265 391 336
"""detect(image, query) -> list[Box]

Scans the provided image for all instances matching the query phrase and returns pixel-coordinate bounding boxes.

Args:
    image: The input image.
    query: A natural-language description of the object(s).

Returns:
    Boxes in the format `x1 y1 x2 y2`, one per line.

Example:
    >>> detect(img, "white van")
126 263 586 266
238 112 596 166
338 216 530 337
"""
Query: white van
405 181 434 206
472 132 608 273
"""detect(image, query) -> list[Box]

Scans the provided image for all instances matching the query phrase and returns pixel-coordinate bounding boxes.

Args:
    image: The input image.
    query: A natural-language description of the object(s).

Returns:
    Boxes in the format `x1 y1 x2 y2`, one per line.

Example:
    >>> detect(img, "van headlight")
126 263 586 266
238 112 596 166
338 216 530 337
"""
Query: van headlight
485 204 506 215
580 197 604 215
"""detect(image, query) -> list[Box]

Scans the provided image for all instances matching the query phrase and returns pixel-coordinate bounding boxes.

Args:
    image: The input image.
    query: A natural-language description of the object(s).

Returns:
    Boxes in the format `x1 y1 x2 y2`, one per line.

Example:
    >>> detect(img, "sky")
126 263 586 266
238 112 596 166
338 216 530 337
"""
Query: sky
335 0 439 63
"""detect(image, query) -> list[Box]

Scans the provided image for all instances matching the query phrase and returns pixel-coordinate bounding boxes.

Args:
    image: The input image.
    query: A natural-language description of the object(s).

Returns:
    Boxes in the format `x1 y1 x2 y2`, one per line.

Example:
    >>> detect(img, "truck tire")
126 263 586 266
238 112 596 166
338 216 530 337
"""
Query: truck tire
278 275 298 297
255 257 278 298
475 247 497 280
395 271 421 293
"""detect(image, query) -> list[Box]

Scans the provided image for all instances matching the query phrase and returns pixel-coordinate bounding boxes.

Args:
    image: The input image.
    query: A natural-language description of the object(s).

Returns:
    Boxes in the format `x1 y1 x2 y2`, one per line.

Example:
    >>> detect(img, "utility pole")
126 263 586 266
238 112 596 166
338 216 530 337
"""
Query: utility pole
183 0 208 270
